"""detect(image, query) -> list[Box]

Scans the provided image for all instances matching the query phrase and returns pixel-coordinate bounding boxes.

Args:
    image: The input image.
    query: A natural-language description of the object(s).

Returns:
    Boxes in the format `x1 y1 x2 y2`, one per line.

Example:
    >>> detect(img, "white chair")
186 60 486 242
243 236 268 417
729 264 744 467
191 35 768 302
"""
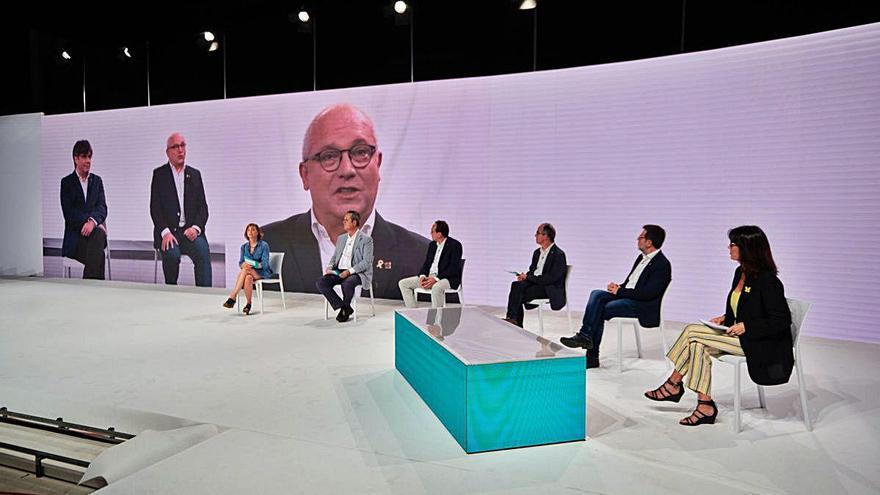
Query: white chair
413 259 466 307
715 297 812 433
526 265 574 336
610 284 672 373
324 282 376 322
236 252 286 314
62 224 111 280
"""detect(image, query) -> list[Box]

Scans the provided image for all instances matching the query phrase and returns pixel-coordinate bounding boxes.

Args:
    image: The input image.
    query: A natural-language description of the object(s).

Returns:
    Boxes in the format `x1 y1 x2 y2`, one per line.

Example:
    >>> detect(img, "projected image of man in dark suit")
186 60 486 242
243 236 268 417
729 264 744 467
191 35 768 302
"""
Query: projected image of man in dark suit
263 104 429 299
60 140 107 280
150 133 212 287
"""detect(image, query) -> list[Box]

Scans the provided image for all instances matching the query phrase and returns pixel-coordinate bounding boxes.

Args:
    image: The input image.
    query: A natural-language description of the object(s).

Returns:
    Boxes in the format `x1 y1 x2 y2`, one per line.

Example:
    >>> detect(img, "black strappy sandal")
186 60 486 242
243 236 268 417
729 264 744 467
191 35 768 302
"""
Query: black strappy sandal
644 378 685 403
680 400 718 426
242 303 251 315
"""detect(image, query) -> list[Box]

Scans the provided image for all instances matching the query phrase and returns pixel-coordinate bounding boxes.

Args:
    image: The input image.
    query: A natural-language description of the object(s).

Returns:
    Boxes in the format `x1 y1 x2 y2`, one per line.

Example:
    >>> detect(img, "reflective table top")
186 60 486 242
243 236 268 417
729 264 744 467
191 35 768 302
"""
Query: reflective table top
396 307 584 365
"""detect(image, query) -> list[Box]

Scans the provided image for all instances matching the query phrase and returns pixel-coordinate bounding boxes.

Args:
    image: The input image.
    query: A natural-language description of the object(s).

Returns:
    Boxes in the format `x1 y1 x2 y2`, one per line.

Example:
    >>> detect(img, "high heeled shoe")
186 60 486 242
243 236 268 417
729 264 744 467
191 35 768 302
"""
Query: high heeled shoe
242 303 251 315
679 399 718 426
222 298 235 308
644 378 685 403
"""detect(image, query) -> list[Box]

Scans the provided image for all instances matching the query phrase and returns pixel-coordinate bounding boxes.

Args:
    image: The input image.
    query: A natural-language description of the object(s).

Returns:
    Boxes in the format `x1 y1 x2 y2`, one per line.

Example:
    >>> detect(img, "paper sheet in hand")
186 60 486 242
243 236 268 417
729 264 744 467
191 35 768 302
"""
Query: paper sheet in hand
699 319 729 332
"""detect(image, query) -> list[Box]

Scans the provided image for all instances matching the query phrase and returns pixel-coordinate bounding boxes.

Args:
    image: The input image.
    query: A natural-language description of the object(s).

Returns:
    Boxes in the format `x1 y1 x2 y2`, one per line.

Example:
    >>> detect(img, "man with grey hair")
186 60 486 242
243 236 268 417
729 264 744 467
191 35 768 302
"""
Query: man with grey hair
150 133 212 287
263 103 428 299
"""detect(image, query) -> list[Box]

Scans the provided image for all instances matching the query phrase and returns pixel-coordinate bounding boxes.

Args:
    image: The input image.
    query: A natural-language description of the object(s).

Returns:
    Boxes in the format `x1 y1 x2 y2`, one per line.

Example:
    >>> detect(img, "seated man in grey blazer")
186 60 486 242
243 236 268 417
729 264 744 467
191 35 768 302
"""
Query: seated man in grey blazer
316 210 374 322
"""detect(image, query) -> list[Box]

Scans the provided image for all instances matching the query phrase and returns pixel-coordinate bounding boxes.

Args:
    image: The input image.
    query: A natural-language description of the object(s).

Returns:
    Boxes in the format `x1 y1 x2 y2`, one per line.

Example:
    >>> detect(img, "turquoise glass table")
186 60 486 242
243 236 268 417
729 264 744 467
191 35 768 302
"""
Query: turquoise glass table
395 307 586 453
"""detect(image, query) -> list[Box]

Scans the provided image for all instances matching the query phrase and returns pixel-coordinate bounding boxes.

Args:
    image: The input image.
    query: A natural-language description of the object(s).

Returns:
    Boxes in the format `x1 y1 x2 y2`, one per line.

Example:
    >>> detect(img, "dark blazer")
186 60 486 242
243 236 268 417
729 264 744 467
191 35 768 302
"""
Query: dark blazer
60 172 107 258
149 163 209 249
262 210 430 299
616 251 672 328
418 236 464 289
525 244 567 310
724 266 793 386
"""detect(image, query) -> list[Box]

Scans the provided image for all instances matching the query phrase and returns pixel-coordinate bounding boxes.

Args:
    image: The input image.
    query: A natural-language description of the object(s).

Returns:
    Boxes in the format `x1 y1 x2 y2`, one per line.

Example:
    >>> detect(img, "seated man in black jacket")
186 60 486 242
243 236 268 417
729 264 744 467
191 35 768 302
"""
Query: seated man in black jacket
504 223 567 328
398 220 463 308
561 224 672 369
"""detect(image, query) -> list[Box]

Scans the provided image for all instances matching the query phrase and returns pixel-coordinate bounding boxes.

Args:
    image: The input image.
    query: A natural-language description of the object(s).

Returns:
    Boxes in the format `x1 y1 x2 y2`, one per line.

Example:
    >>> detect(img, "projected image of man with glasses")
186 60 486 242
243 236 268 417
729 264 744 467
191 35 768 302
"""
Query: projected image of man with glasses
262 104 429 298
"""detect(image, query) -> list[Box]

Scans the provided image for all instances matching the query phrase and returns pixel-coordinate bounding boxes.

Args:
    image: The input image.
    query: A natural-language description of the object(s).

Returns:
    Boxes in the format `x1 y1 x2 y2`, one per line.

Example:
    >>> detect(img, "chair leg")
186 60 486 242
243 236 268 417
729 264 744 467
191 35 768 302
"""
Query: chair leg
795 350 812 431
633 324 644 358
279 280 287 310
325 298 330 320
457 289 463 306
733 362 743 433
236 292 241 311
537 304 545 336
660 324 672 371
353 295 359 323
369 288 375 316
617 320 624 373
566 305 573 335
258 283 264 314
757 384 766 409
154 249 159 284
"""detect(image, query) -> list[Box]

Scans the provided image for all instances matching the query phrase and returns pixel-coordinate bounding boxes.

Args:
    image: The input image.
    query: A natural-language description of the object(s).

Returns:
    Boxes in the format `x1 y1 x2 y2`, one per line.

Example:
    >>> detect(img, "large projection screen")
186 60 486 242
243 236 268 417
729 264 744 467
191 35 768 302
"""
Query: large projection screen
40 23 880 342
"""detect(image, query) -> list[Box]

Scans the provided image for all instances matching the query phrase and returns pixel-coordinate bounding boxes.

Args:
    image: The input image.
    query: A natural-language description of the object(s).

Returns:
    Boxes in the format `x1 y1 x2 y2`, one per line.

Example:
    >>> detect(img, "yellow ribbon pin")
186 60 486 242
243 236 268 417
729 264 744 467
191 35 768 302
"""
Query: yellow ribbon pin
744 286 751 293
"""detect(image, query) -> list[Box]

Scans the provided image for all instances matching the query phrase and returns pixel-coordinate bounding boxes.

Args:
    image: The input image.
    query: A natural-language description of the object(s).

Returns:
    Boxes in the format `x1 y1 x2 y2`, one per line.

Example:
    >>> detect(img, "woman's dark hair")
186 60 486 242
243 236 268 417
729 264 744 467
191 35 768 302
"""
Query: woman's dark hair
433 220 450 237
244 223 263 241
728 225 777 275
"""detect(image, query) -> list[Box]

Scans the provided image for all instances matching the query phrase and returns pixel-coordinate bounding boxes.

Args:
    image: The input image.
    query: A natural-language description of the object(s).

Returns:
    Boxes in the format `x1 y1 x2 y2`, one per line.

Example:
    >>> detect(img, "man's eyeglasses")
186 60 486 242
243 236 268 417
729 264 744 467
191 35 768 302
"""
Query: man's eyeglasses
307 144 376 172
167 143 187 151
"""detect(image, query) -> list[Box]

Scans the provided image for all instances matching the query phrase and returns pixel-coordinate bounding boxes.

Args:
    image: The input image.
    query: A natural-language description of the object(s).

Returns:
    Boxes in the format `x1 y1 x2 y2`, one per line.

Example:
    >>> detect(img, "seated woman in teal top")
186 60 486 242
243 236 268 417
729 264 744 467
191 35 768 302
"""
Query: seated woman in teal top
223 223 274 315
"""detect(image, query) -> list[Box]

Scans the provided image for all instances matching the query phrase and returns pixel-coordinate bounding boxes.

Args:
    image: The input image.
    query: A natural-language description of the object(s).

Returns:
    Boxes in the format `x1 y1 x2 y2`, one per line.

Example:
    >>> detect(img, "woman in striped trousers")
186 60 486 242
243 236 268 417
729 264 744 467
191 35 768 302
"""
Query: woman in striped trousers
644 226 793 426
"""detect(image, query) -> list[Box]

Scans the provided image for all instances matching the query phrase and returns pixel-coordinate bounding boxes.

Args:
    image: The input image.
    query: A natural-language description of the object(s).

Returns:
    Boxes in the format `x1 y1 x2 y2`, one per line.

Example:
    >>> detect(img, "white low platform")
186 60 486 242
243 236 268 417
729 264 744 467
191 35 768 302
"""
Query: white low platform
1 277 878 494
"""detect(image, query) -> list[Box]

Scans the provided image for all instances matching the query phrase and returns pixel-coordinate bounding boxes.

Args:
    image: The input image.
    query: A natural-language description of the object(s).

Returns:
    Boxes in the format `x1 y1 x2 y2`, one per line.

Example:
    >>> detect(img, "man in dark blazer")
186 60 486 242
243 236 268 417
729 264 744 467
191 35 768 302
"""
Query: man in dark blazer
150 133 212 287
398 220 464 308
504 223 567 328
262 103 428 299
561 224 672 368
60 140 107 279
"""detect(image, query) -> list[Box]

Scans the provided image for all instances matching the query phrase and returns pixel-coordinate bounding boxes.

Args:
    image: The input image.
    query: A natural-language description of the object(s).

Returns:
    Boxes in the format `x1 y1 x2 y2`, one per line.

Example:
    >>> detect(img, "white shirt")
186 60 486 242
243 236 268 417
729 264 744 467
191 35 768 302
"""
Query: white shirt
625 249 661 289
312 209 375 272
428 239 446 278
534 243 554 276
78 173 89 203
171 164 186 228
337 230 359 271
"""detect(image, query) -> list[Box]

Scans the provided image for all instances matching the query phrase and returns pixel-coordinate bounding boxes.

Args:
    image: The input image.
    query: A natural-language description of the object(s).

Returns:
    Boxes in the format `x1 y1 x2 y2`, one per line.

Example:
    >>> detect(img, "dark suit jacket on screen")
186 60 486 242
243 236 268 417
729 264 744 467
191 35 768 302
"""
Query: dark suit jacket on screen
149 163 209 249
60 172 108 257
723 266 794 386
262 210 430 299
418 237 463 289
616 251 672 328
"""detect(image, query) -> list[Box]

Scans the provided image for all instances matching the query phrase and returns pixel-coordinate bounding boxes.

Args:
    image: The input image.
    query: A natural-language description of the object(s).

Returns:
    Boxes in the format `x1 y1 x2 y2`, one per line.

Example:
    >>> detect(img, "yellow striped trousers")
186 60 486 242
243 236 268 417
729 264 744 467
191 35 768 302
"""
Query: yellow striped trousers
666 324 745 396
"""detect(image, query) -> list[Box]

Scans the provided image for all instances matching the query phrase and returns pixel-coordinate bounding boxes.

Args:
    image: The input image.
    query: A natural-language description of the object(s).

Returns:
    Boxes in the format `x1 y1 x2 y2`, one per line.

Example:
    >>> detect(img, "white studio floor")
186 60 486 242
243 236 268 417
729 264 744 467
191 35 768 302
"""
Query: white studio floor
1 277 878 494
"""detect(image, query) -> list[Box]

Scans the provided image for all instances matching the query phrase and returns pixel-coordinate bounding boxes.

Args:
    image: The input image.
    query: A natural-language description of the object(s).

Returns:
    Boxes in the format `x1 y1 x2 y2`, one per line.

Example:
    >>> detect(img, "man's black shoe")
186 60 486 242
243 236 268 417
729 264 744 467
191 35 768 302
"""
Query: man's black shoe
560 334 594 349
336 308 350 322
586 356 600 369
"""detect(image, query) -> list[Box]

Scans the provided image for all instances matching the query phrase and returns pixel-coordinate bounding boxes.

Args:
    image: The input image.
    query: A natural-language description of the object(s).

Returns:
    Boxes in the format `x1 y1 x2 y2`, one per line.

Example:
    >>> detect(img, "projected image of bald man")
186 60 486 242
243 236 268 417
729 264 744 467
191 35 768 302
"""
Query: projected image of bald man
263 104 429 299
